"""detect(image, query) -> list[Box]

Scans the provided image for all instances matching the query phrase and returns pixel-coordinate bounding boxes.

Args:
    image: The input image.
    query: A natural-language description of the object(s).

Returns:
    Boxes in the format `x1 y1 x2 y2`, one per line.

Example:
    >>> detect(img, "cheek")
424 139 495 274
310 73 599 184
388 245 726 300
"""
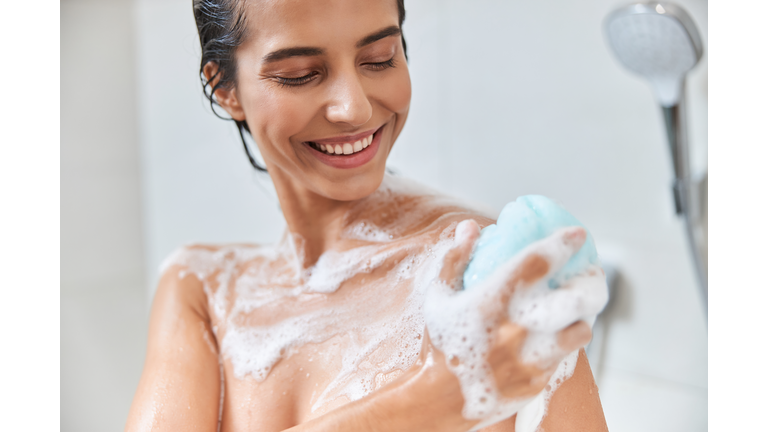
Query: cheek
379 68 412 115
247 88 316 153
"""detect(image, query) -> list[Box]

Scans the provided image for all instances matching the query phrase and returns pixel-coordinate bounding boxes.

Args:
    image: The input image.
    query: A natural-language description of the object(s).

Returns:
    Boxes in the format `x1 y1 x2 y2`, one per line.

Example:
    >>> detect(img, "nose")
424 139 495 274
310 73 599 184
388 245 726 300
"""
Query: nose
324 69 372 127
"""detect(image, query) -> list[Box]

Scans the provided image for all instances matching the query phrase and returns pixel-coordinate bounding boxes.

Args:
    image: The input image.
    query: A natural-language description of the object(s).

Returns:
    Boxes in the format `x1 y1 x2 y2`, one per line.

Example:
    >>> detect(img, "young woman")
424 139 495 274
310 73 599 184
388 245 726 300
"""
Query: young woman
126 0 609 430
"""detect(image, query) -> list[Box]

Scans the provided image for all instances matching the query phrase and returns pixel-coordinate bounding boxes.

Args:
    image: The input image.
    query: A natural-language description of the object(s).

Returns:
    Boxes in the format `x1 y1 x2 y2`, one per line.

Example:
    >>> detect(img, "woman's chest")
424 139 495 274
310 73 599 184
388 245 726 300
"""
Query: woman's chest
203 233 453 429
219 312 425 431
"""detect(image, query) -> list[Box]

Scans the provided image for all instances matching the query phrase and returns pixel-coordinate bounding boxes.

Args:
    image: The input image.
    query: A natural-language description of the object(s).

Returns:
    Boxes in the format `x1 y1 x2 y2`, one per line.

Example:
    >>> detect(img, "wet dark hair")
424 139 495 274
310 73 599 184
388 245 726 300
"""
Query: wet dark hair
193 0 407 172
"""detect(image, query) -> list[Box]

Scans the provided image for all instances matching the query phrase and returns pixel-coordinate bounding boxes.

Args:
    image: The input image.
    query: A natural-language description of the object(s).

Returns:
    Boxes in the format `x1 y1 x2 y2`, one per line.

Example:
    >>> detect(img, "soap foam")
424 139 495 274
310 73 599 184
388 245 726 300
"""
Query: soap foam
160 181 606 430
162 214 459 413
425 226 608 432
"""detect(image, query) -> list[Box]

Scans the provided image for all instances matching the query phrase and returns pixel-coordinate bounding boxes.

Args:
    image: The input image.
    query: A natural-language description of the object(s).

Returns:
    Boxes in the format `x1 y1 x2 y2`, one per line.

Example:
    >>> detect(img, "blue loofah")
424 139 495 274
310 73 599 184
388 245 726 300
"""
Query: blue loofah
462 195 598 290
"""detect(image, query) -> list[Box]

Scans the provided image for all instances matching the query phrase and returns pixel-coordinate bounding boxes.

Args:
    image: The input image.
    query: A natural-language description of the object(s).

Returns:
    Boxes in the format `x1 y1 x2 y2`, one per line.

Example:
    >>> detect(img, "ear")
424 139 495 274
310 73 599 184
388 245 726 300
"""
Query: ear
203 61 246 121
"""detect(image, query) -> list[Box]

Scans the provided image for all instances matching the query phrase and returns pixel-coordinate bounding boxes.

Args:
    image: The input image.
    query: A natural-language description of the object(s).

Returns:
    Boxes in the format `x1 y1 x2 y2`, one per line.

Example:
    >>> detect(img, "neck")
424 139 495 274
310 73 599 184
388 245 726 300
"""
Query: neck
270 169 361 267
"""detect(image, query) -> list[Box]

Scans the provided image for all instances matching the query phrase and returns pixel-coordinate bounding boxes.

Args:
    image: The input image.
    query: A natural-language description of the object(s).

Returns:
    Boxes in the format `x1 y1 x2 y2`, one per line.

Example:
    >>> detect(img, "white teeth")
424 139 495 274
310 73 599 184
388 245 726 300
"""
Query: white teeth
316 133 375 156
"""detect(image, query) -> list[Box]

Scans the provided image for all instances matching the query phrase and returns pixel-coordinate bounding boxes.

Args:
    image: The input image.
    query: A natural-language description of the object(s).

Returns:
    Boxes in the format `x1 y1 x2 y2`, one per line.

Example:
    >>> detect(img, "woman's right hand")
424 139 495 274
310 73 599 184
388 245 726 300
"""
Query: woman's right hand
400 220 596 430
287 220 603 432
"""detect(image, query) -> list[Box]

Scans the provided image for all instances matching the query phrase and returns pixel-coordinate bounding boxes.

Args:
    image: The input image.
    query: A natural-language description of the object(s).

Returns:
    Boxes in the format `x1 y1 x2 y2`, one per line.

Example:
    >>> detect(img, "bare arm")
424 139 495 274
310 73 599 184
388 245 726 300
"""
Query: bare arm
536 349 608 432
125 267 221 432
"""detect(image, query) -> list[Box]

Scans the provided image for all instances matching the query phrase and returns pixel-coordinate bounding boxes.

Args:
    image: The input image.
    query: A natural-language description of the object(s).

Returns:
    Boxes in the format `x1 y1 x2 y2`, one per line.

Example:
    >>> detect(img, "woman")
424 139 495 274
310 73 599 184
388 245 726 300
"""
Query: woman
126 0 609 430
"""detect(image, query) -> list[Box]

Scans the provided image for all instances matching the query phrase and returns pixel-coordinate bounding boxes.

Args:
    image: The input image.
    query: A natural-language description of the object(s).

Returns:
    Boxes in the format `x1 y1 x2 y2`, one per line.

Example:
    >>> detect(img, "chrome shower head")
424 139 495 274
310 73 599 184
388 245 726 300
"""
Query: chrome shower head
604 3 703 107
604 3 708 314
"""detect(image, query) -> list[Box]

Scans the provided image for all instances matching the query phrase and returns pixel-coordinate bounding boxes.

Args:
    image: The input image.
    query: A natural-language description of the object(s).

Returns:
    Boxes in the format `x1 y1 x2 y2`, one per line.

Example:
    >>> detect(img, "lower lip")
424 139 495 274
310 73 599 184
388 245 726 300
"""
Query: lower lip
304 127 383 169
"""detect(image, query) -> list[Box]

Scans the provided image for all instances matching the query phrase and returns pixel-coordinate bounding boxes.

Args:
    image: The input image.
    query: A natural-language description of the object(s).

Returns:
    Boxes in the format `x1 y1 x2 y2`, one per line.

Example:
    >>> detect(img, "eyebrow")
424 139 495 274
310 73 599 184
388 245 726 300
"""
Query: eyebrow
262 47 324 63
261 26 402 63
356 25 401 48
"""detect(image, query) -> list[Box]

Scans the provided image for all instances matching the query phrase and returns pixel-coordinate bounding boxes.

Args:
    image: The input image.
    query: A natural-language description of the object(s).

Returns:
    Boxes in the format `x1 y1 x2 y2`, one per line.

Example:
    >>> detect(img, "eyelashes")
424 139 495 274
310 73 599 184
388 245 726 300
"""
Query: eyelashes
274 57 397 88
275 72 318 87
365 58 396 71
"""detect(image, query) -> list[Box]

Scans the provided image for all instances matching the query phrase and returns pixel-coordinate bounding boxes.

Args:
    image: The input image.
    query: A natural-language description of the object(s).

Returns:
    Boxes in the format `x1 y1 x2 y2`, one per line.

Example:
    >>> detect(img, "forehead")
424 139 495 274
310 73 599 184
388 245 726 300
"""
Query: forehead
241 0 400 56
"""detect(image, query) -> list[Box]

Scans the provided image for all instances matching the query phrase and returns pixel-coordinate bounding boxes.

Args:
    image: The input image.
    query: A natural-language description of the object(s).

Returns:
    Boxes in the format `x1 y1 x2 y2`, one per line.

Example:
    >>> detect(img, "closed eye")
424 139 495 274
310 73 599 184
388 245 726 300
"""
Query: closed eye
364 57 396 71
273 57 396 88
275 71 319 87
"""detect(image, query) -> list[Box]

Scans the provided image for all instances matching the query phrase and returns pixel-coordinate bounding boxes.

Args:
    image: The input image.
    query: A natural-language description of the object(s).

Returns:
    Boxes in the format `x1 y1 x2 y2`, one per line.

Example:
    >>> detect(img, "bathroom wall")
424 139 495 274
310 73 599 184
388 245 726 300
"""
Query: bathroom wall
64 0 707 430
393 2 708 430
61 1 148 431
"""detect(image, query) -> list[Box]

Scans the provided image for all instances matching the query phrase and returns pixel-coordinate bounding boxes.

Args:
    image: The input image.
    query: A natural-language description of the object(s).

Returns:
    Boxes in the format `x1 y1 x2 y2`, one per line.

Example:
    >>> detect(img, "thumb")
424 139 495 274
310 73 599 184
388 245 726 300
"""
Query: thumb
438 219 481 290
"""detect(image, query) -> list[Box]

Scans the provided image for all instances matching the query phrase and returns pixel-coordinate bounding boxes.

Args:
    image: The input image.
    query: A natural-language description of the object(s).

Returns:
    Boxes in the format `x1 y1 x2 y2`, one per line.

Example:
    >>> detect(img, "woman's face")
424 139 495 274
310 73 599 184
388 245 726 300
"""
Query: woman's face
218 0 411 201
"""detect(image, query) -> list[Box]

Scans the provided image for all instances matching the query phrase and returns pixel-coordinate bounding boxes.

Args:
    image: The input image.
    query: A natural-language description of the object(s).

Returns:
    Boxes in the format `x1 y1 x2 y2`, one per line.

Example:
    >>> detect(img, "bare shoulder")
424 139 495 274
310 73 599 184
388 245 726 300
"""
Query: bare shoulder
160 243 262 277
126 245 241 431
349 175 497 240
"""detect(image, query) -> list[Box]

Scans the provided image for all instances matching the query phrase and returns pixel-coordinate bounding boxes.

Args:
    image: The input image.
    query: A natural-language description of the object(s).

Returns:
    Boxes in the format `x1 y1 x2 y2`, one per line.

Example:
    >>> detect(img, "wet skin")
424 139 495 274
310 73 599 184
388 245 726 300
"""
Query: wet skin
126 0 609 430
126 183 608 431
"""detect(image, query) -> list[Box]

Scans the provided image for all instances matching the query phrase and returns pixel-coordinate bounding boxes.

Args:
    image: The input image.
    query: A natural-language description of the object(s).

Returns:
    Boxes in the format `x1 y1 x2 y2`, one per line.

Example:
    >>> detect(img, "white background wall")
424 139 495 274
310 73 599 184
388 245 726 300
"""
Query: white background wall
61 1 147 431
61 0 708 430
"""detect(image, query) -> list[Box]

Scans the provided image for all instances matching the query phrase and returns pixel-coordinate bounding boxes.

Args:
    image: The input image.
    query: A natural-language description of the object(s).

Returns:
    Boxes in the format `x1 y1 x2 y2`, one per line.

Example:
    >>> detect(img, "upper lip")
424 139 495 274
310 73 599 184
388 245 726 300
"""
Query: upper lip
305 127 380 145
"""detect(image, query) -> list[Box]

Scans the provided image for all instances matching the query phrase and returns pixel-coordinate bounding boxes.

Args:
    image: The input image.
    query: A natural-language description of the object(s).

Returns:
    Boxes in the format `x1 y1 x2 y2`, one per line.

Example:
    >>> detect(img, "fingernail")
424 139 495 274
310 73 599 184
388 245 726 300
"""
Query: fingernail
564 227 586 244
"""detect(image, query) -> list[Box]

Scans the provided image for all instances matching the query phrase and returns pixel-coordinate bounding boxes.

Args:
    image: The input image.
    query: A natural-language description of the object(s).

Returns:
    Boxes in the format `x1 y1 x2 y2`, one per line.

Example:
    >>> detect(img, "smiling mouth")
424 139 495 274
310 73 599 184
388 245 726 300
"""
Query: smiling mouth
306 131 375 156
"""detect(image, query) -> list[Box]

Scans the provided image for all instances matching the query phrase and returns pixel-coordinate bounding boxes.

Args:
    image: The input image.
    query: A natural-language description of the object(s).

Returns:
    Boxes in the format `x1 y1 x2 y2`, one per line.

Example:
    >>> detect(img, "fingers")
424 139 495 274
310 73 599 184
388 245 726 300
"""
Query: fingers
476 226 587 314
438 219 481 289
488 321 555 398
557 320 592 352
511 227 587 287
510 268 608 333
